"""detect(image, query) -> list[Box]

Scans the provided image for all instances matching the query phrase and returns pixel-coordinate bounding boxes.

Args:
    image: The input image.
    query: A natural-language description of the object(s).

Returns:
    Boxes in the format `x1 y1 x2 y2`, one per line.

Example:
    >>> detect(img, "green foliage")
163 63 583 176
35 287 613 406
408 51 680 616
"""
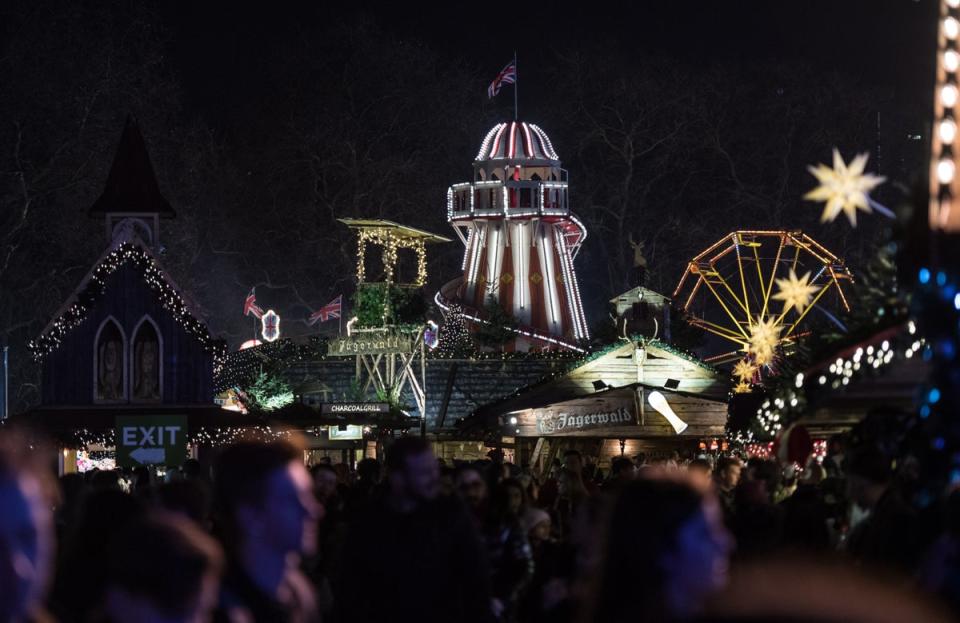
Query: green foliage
474 296 518 351
244 370 294 412
353 283 426 328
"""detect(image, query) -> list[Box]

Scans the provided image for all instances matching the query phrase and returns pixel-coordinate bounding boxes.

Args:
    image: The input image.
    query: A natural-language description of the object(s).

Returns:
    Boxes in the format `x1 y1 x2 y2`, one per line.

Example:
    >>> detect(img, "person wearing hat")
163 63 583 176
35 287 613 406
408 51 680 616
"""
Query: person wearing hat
519 506 576 623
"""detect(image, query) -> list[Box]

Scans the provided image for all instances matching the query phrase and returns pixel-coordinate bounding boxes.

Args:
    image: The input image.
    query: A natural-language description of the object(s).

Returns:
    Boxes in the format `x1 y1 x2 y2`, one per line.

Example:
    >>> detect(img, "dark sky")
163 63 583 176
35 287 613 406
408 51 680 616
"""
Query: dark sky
162 0 938 130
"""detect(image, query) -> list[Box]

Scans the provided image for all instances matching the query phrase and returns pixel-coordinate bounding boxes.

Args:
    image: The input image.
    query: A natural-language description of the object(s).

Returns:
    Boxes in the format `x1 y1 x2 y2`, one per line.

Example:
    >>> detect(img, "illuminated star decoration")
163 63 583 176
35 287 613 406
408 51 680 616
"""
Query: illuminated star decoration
733 358 757 384
772 269 820 315
804 148 886 226
733 381 752 394
748 316 781 366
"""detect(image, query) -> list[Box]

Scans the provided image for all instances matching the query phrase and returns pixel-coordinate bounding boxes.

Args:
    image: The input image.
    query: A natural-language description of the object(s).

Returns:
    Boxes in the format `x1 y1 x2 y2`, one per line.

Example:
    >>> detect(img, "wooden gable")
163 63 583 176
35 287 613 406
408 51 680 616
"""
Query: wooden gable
32 241 222 407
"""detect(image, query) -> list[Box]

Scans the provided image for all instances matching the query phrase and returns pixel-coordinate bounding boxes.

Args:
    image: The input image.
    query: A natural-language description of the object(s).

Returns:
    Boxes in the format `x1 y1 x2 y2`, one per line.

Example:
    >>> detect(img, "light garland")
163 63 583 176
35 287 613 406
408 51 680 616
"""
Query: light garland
355 228 429 287
29 243 225 361
752 323 924 440
931 0 960 231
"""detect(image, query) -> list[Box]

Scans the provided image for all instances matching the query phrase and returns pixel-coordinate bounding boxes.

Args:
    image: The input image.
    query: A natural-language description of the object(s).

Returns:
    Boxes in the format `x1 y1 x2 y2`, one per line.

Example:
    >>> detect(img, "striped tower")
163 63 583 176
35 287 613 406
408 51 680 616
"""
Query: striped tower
439 121 589 351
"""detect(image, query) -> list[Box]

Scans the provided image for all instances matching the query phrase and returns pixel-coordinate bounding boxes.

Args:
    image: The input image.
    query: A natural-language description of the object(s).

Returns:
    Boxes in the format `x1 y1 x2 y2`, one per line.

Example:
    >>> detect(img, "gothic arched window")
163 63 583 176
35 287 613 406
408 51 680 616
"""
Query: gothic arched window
131 316 162 402
94 317 126 402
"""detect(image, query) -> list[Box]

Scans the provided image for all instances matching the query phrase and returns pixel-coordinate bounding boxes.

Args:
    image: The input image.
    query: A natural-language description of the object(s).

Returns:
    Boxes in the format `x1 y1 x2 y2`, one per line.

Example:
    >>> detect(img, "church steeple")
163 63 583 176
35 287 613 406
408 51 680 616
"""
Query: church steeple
89 116 174 249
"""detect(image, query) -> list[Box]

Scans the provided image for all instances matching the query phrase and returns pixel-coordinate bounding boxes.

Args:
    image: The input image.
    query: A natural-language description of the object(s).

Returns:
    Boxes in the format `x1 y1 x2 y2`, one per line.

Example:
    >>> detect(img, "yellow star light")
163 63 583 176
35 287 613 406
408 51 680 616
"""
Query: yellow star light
804 148 885 226
733 381 752 394
772 269 820 315
732 358 757 383
748 316 781 366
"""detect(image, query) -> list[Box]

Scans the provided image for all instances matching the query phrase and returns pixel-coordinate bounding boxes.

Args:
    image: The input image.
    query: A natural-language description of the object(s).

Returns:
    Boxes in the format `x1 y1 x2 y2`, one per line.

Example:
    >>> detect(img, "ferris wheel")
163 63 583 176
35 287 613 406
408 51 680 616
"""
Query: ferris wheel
673 230 853 365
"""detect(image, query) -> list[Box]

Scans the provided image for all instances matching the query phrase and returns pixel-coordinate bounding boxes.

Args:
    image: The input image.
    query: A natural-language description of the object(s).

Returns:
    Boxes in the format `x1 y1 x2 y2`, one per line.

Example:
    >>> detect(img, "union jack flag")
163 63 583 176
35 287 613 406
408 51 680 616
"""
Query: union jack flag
487 60 517 99
243 287 264 319
308 295 342 325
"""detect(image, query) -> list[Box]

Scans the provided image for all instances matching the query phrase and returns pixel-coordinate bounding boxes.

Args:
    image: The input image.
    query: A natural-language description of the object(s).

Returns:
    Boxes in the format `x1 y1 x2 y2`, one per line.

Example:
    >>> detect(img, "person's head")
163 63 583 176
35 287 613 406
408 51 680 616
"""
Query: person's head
747 459 781 500
687 458 713 492
558 466 588 499
492 478 526 519
0 434 55 623
524 508 552 544
586 476 732 621
181 458 204 481
455 464 488 510
133 466 151 489
156 480 211 526
213 438 320 559
90 468 122 491
715 457 742 492
844 447 892 509
385 437 440 503
801 461 826 486
563 449 584 474
356 458 381 484
439 465 456 497
104 513 223 623
310 463 338 504
610 457 636 481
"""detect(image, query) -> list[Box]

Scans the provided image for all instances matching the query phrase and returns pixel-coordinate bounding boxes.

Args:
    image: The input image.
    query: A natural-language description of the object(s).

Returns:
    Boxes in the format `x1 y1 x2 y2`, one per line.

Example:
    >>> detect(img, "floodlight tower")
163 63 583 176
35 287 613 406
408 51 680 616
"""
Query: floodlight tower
439 121 589 351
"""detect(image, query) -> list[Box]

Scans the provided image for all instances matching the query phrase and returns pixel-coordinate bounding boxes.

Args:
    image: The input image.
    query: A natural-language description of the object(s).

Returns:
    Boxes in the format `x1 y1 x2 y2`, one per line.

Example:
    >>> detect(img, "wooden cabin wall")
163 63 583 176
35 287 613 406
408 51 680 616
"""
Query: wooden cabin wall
41 263 213 405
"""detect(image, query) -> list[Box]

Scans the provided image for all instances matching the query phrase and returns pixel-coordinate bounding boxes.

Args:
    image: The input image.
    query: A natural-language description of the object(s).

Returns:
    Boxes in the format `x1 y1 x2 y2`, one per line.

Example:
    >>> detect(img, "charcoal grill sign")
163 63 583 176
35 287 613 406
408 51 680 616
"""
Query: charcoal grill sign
535 406 636 435
321 402 390 415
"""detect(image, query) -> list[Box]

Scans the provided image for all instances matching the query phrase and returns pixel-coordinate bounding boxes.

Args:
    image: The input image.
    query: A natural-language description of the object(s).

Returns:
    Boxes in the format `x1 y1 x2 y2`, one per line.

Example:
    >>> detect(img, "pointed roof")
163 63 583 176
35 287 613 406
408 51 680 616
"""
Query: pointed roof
30 235 221 360
88 116 175 218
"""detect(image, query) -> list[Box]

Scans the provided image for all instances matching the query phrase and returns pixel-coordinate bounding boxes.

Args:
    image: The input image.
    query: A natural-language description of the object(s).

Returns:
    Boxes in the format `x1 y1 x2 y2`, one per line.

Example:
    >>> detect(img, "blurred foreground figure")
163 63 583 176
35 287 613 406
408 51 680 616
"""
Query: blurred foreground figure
581 475 732 622
213 439 322 623
706 557 953 622
102 513 223 623
336 437 494 623
0 434 55 623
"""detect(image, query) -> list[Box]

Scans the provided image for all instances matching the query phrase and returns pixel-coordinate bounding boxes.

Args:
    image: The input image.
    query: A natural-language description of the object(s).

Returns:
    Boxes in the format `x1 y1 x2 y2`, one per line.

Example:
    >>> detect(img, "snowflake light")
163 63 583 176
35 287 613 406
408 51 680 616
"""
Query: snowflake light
732 358 757 383
772 269 820 315
804 148 885 226
748 316 781 365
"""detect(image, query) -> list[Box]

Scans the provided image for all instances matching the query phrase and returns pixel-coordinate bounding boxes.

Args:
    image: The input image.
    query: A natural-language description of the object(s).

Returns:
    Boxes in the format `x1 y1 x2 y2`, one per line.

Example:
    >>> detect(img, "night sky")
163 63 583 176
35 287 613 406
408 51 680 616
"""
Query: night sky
164 0 936 131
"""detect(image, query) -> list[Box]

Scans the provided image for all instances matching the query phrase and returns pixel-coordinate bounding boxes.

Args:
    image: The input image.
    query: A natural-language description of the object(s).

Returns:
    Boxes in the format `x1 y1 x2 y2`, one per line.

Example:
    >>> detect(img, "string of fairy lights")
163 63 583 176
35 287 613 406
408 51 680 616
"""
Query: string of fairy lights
751 321 925 440
354 228 429 287
66 425 302 451
29 243 225 360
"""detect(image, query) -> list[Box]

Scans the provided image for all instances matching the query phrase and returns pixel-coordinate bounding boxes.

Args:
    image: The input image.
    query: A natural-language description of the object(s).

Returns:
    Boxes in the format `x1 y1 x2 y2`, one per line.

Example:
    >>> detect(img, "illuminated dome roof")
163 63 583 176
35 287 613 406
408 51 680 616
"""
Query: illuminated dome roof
475 121 559 162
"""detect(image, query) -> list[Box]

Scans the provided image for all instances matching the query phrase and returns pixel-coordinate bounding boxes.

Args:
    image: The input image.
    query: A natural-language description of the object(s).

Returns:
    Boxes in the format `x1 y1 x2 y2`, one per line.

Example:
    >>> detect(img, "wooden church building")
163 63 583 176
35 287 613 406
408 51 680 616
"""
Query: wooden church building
17 117 242 456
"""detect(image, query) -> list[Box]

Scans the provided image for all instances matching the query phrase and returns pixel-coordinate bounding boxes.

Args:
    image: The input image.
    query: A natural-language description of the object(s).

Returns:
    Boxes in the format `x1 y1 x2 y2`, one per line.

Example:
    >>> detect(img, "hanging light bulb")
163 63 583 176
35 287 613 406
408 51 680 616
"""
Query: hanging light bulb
946 50 960 72
941 118 958 144
946 17 960 40
938 158 956 184
942 84 959 107
647 390 688 435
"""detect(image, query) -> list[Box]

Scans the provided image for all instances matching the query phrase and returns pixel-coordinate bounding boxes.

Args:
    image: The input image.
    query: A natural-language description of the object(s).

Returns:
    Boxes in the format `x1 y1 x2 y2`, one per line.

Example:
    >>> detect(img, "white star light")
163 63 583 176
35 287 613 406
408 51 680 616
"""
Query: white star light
748 316 781 366
804 149 885 226
772 269 820 315
733 358 757 383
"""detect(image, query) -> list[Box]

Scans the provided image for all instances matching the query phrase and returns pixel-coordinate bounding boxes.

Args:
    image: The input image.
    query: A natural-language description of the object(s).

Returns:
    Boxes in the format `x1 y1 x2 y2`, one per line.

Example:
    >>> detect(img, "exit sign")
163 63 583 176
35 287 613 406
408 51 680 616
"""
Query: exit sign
115 415 188 468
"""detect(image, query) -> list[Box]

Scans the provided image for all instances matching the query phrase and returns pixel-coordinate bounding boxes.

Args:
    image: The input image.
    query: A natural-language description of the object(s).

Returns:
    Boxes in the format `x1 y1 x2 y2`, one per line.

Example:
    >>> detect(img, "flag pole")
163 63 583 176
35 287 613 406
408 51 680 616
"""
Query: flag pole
513 51 518 120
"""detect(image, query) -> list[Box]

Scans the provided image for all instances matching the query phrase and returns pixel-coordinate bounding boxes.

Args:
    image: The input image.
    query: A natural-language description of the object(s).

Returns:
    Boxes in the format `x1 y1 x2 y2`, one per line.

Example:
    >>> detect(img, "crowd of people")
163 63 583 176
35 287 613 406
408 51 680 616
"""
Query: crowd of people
2 422 960 623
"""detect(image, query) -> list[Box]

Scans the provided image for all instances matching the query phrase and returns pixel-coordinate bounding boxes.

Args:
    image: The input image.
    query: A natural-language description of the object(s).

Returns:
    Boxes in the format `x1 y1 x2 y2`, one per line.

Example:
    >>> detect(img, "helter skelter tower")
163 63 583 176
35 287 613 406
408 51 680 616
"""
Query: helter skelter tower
437 121 589 351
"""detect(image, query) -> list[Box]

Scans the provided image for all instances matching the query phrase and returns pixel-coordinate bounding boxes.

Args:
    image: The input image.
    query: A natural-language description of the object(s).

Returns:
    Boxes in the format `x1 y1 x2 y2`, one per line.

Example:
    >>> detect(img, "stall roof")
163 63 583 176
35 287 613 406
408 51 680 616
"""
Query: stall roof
465 337 728 425
337 218 452 243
